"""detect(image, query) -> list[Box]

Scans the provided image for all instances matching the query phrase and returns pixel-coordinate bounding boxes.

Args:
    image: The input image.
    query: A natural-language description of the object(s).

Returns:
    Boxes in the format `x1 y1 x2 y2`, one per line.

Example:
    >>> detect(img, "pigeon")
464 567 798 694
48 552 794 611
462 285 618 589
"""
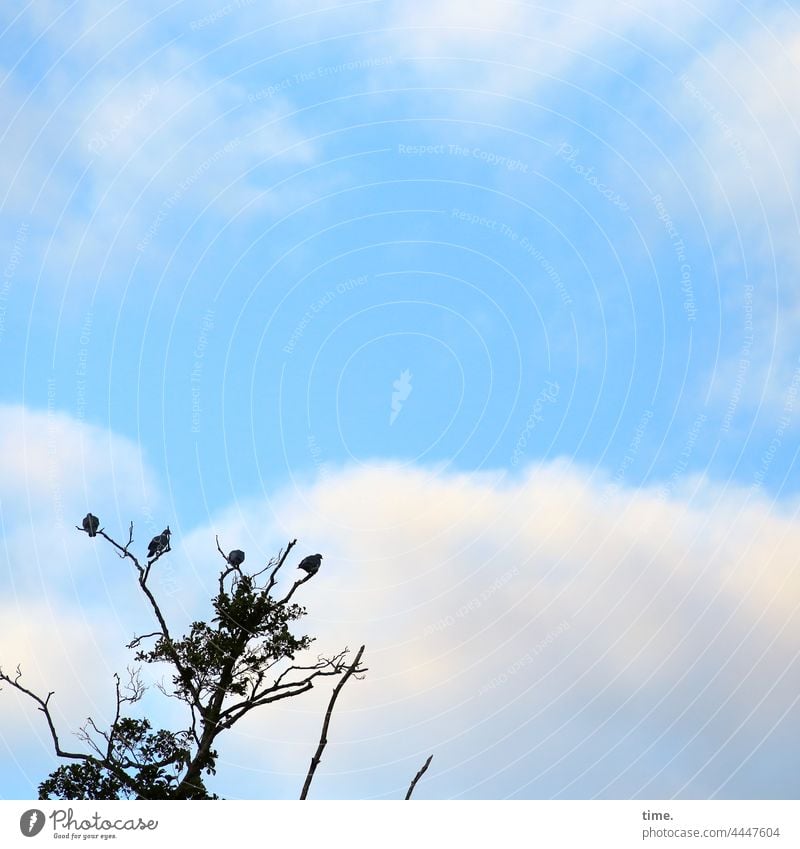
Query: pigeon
148 527 171 558
297 553 322 576
228 549 245 568
82 513 99 538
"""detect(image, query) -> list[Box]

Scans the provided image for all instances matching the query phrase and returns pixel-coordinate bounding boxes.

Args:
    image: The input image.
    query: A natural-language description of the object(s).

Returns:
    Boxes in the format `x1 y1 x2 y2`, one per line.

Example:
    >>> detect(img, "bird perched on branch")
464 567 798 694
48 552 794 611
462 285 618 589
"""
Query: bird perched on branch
227 549 245 568
297 553 322 576
81 513 99 538
148 527 171 558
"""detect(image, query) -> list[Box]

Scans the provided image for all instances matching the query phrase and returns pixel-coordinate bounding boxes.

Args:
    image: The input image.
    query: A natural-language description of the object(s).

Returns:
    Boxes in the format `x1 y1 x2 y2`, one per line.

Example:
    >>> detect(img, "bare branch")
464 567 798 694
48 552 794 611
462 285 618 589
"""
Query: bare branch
144 540 171 581
126 632 162 651
120 523 135 558
0 666 152 797
278 570 315 606
273 652 348 687
98 526 142 572
265 538 297 595
76 718 106 758
405 755 433 800
0 667 90 762
249 560 275 580
125 562 204 715
219 655 361 727
215 535 243 595
88 532 189 703
215 535 229 563
300 645 366 800
90 532 187 705
219 682 316 732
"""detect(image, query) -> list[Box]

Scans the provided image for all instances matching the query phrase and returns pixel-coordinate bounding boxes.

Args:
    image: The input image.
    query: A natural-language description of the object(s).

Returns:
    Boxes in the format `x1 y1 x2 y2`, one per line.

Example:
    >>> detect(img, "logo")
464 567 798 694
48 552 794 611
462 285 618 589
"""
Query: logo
19 809 45 837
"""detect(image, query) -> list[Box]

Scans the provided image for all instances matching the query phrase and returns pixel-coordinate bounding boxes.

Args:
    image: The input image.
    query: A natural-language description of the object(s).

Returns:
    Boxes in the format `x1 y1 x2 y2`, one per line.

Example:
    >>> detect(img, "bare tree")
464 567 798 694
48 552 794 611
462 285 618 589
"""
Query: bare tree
1 520 432 800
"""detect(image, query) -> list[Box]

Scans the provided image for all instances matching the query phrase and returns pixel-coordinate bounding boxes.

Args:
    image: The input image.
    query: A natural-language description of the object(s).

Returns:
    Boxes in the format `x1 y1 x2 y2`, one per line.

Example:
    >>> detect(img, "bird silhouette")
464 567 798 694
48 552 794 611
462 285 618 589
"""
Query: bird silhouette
228 549 245 567
297 553 322 576
148 527 171 558
82 513 99 538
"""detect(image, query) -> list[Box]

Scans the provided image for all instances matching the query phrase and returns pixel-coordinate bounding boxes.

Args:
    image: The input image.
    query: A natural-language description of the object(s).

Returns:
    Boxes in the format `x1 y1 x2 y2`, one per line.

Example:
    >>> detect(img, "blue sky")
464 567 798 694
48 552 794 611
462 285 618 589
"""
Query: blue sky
1 0 799 800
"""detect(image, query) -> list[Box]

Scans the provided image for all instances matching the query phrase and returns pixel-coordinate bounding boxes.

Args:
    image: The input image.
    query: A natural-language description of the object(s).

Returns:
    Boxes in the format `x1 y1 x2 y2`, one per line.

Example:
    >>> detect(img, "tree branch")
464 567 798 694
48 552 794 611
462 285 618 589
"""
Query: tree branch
219 657 359 727
405 754 433 800
126 632 162 651
215 535 242 595
278 570 315 606
300 644 365 800
87 527 202 717
0 666 89 761
98 526 141 571
266 538 297 595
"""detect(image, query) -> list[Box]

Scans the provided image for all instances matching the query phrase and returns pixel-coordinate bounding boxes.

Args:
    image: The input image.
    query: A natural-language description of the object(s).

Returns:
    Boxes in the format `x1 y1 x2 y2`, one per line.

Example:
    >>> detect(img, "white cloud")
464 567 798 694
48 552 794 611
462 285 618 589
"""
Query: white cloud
0 405 177 795
3 444 798 797
0 3 318 279
646 14 800 416
0 601 128 735
0 403 164 608
371 0 720 101
187 460 800 798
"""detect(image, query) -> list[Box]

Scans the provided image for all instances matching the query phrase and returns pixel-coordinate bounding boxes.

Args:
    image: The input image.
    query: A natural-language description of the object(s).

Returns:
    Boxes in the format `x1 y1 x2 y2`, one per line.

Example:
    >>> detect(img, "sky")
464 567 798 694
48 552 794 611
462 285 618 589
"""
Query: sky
0 0 799 800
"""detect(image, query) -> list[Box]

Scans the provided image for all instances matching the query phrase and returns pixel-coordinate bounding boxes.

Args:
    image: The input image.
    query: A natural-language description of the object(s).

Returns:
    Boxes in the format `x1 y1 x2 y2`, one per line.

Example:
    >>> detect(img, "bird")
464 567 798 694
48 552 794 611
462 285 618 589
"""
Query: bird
227 549 245 568
297 553 322 576
148 527 171 558
82 513 99 538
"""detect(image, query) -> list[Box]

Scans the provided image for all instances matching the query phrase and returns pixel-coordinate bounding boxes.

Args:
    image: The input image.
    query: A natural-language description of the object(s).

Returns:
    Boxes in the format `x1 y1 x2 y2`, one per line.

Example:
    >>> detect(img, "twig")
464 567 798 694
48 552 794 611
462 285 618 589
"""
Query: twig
0 666 148 797
278 570 314 606
214 535 229 563
98 527 141 570
405 754 433 800
91 526 202 714
214 535 240 592
300 645 365 800
121 522 135 558
126 632 162 651
218 653 363 728
266 539 297 595
0 666 89 761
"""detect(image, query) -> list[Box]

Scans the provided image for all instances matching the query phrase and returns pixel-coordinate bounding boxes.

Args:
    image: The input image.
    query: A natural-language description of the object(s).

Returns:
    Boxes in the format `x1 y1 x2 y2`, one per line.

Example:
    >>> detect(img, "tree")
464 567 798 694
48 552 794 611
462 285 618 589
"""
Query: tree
1 519 432 800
